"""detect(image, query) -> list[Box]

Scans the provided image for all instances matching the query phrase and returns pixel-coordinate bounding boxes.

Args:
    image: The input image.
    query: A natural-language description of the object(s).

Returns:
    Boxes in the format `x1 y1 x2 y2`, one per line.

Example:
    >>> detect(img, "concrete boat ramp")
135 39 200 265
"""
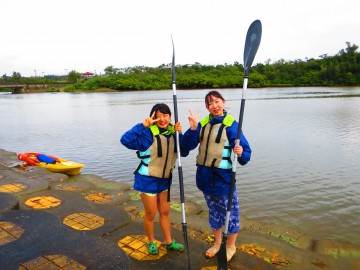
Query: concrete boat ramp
0 149 359 270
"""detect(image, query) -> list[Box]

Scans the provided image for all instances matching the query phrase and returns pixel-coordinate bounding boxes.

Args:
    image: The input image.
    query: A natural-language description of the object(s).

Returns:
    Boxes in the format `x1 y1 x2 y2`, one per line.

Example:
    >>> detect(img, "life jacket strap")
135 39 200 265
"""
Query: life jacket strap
200 123 207 141
167 171 173 202
173 134 178 153
155 135 162 157
210 158 231 186
136 151 150 159
211 159 217 186
222 145 232 164
215 124 226 143
222 156 232 164
134 160 148 174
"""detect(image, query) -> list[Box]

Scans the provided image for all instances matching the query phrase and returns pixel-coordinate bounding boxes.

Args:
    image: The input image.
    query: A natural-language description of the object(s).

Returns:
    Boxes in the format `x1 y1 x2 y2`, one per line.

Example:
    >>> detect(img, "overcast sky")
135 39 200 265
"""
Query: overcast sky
1 0 359 77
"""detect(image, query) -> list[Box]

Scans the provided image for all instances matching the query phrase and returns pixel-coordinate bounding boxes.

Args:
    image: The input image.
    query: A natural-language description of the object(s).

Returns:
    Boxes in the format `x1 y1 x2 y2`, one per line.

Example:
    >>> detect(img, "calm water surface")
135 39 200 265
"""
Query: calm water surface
1 87 359 244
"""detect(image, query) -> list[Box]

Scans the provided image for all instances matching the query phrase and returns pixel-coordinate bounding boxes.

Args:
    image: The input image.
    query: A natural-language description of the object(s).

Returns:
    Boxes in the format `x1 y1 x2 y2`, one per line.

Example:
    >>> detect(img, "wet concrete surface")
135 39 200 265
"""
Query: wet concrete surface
1 149 359 270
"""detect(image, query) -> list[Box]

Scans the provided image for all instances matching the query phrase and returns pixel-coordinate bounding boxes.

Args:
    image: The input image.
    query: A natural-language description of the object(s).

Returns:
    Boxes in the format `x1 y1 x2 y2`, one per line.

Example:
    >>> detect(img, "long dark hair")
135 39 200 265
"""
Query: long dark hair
205 91 225 108
150 103 172 117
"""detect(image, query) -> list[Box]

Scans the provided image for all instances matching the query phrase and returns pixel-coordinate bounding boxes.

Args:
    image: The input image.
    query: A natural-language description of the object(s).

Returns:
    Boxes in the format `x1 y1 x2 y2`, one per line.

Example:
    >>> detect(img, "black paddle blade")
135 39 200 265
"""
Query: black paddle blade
243 19 262 77
171 35 176 82
217 233 228 270
182 223 191 270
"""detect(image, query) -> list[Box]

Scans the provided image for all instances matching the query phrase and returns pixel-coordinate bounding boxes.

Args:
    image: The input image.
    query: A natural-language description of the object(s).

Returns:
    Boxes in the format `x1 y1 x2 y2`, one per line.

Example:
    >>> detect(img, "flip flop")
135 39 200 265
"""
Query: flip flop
226 246 236 262
205 243 221 258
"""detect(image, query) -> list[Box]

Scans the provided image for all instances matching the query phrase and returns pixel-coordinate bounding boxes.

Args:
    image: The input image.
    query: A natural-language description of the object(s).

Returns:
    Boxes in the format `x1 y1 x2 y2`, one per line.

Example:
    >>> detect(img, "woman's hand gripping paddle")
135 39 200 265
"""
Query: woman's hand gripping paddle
217 19 262 270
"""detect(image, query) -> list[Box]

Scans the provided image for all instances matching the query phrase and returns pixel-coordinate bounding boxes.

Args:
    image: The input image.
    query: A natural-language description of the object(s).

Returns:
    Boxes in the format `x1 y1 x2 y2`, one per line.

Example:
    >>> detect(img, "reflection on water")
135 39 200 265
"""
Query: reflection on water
1 87 360 244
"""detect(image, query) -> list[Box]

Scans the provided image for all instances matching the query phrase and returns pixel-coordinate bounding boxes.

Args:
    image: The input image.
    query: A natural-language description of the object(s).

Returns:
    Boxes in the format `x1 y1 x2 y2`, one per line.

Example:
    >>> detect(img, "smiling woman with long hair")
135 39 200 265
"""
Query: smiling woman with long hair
182 91 252 262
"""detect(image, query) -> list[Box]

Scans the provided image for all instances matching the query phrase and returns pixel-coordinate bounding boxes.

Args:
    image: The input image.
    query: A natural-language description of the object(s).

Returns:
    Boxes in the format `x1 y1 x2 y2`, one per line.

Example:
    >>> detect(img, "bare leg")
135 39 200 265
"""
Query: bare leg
226 233 237 262
205 228 222 258
140 193 158 242
213 228 222 245
226 233 237 247
157 191 172 244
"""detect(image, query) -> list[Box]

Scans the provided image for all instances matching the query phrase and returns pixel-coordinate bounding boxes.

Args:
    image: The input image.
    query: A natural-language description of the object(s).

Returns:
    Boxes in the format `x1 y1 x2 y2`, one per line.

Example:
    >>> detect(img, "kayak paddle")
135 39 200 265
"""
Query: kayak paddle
171 35 191 270
217 19 262 270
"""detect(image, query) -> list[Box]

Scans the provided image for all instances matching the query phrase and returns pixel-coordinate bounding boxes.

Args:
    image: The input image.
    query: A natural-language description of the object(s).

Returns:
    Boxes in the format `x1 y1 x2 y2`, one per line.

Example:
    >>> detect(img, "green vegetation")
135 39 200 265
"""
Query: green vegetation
1 42 359 92
0 87 11 92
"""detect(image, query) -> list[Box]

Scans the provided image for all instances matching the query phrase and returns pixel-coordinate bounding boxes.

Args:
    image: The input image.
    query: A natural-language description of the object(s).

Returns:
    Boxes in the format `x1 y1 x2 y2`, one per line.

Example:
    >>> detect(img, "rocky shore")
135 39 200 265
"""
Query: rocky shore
0 149 359 270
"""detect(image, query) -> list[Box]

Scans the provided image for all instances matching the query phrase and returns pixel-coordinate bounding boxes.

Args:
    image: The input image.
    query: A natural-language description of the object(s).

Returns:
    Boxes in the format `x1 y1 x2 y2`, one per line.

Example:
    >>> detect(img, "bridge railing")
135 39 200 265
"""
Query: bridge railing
0 82 27 88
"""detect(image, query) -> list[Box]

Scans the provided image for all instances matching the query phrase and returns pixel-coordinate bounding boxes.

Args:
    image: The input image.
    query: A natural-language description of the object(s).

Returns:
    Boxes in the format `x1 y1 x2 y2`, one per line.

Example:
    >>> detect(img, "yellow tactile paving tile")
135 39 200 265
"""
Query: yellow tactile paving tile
0 183 28 193
24 196 61 209
18 254 86 270
63 213 105 230
0 221 24 246
118 234 167 261
84 192 113 204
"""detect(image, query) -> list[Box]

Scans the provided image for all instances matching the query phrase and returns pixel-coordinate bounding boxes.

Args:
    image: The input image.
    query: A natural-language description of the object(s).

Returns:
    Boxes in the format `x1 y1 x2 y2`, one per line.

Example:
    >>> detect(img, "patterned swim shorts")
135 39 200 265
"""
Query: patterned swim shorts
204 191 240 234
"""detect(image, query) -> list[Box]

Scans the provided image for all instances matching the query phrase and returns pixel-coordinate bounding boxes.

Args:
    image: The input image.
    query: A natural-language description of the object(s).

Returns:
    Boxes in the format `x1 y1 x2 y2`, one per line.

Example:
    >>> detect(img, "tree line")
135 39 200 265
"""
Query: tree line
1 42 359 92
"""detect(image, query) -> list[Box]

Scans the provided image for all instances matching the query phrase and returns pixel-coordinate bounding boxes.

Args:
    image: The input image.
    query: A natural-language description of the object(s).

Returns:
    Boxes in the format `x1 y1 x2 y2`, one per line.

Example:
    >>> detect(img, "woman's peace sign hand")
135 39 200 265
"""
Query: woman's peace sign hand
143 111 159 128
188 109 199 130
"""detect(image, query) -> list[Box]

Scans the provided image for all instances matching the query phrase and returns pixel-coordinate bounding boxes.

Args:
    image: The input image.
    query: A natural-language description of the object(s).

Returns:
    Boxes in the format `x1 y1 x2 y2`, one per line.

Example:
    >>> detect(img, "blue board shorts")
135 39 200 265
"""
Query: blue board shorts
204 191 240 234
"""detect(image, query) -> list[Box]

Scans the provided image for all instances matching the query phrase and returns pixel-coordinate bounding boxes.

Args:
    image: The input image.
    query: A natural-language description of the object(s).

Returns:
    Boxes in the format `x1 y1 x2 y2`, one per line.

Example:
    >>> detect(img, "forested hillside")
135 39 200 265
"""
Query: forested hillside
2 42 359 91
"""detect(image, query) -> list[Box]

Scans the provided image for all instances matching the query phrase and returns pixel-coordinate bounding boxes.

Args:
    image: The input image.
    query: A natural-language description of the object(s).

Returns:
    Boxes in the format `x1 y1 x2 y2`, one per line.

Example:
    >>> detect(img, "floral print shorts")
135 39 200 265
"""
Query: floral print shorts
204 191 240 234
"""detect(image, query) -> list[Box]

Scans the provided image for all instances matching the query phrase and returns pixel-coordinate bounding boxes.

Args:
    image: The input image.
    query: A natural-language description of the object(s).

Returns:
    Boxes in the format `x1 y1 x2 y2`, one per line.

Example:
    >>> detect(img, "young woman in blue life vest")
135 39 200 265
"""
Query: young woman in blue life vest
120 103 185 255
182 91 252 262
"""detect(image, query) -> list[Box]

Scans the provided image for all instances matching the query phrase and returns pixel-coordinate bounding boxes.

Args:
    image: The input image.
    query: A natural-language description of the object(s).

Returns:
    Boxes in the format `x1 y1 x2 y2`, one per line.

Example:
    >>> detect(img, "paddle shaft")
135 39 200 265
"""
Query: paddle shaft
172 86 186 222
217 77 248 270
172 36 191 270
225 76 247 232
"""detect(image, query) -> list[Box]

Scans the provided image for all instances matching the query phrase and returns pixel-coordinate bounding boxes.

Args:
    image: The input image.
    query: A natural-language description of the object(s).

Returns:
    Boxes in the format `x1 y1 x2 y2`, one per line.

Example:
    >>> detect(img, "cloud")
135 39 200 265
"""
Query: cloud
1 0 359 76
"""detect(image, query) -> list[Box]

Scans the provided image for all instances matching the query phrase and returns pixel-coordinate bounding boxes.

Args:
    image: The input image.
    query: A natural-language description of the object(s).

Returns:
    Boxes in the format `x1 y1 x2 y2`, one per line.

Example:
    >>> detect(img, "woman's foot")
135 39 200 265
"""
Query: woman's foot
205 243 221 258
226 246 236 262
163 239 185 252
146 241 159 255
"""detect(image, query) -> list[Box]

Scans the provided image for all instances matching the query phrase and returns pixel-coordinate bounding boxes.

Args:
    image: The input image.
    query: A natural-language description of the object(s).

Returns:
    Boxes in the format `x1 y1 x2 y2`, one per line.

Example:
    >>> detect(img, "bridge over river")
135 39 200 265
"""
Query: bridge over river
0 83 69 93
0 83 28 93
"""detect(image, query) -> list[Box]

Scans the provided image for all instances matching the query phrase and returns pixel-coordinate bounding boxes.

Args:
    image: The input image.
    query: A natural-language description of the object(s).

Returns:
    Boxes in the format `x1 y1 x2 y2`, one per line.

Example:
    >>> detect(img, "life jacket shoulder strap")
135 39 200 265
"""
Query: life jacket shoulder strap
148 125 163 157
149 125 160 135
200 116 210 127
200 114 235 127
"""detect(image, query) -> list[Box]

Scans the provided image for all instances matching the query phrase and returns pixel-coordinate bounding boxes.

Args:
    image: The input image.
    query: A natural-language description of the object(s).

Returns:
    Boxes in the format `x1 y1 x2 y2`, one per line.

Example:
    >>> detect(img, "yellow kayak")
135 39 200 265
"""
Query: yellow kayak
38 158 85 176
18 152 85 176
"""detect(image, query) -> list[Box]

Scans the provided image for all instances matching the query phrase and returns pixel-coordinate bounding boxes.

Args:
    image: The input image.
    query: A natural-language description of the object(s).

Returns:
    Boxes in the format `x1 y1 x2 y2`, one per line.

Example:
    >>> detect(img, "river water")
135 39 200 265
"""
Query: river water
1 87 359 245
